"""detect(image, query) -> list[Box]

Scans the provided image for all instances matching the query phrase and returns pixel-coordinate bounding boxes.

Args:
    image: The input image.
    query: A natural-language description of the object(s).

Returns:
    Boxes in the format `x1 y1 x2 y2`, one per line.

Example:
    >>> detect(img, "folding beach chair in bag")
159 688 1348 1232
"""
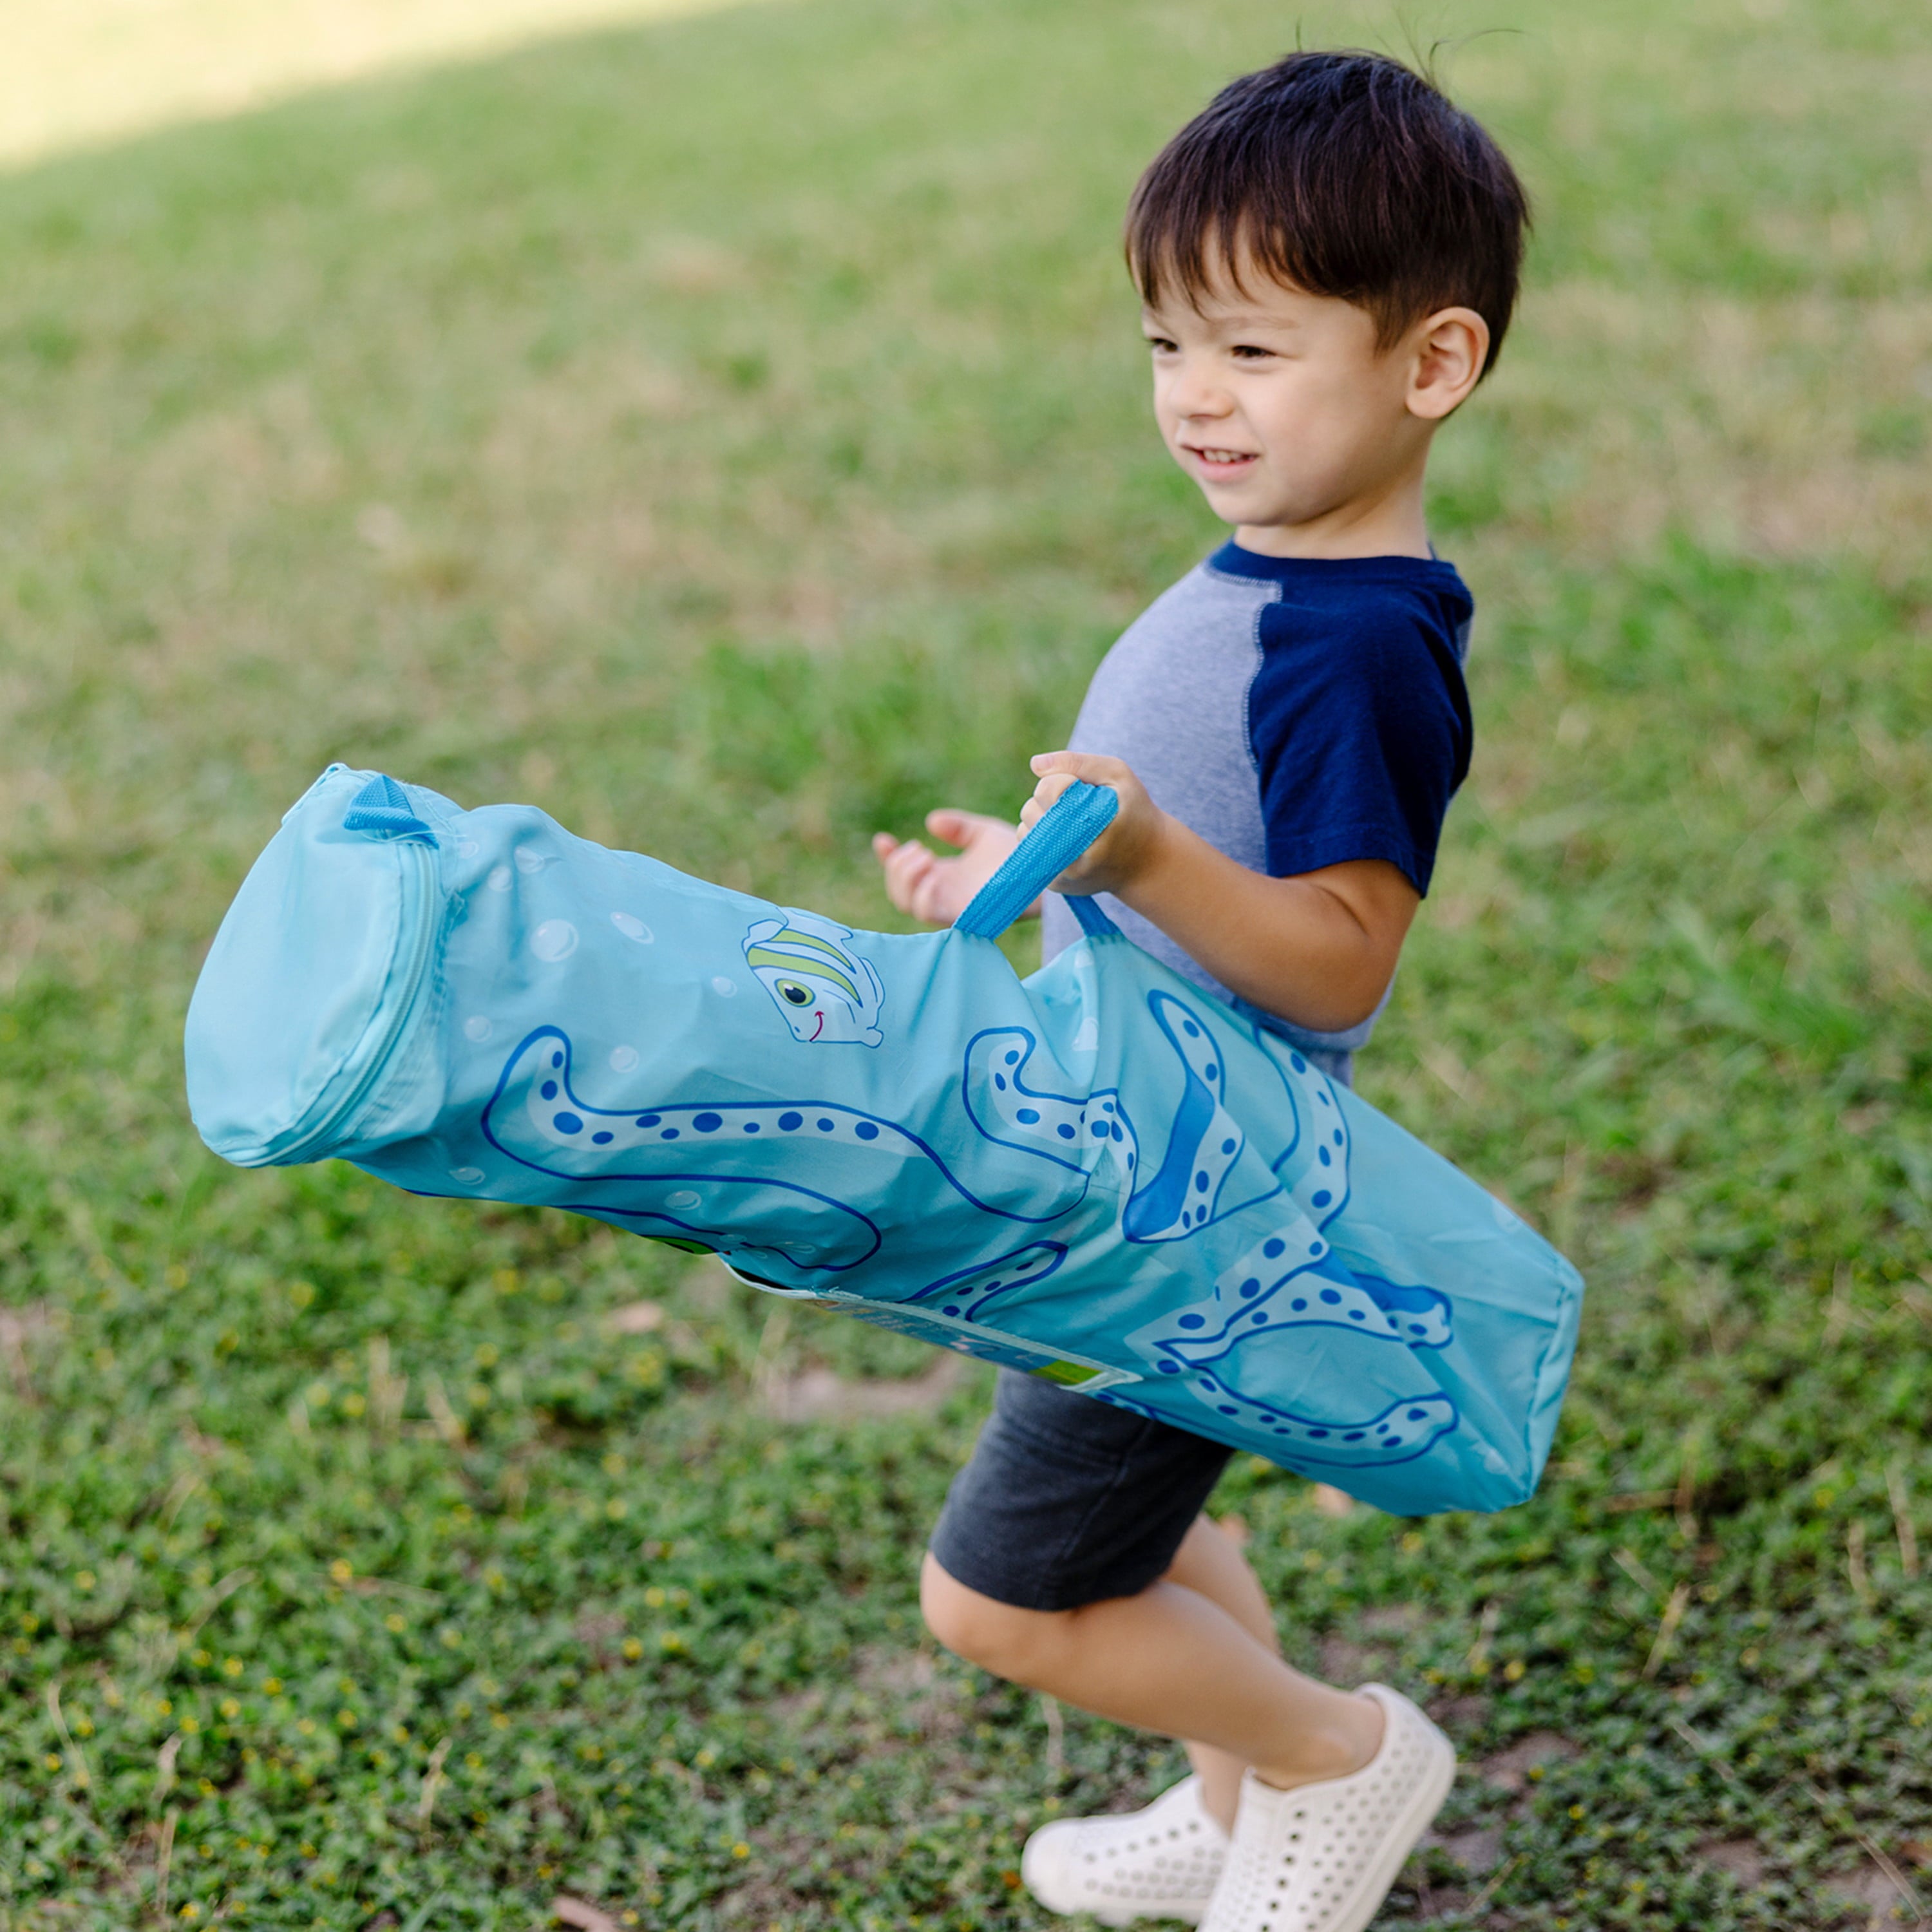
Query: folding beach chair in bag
185 764 1582 1515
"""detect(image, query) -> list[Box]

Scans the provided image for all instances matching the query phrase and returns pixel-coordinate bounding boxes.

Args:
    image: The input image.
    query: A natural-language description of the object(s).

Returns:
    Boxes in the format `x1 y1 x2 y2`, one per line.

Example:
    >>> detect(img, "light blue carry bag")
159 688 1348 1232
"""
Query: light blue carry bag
185 764 1582 1515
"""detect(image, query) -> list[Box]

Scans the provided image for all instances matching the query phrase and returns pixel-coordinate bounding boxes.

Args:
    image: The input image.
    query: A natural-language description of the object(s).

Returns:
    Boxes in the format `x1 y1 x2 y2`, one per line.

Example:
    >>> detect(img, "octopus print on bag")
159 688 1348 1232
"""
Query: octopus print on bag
184 766 1583 1515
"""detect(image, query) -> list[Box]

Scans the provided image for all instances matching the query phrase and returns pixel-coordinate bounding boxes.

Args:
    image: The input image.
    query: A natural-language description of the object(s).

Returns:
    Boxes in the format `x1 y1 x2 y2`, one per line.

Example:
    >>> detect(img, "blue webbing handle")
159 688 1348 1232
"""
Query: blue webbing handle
953 779 1119 940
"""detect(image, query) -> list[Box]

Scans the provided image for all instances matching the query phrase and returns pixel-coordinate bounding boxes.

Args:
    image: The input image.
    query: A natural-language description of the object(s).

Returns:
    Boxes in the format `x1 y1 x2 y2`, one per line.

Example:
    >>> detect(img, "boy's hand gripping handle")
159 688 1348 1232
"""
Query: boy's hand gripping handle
952 780 1119 941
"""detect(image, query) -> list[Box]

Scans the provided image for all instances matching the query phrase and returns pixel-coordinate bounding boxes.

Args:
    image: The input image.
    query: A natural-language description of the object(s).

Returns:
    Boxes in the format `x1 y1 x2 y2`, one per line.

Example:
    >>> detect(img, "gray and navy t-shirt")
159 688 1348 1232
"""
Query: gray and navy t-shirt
1040 540 1473 1082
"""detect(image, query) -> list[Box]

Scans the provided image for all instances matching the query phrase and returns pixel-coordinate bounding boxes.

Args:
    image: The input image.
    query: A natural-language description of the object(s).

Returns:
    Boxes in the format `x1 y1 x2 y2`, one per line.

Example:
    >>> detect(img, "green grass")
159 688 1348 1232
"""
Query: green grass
2 0 1929 1926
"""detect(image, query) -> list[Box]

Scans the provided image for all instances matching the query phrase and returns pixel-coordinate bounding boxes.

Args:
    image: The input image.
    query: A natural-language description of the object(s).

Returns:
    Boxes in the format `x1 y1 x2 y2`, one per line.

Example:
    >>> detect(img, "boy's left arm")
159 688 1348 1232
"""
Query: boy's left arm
1020 751 1418 1035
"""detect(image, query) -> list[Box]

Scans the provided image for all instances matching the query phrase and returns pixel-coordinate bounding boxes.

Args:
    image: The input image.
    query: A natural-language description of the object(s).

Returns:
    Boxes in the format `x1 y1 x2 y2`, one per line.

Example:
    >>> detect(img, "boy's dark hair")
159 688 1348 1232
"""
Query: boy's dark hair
1126 50 1529 375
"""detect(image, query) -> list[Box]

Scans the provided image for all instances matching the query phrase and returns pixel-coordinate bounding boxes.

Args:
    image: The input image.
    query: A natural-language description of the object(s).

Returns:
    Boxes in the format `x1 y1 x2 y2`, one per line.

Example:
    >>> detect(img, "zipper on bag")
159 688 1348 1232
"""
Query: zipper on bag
270 835 440 1166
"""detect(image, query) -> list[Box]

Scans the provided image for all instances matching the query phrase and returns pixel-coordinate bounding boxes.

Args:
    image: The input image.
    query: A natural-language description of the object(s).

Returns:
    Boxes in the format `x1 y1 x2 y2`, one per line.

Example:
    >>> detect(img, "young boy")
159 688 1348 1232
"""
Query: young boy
871 50 1528 1932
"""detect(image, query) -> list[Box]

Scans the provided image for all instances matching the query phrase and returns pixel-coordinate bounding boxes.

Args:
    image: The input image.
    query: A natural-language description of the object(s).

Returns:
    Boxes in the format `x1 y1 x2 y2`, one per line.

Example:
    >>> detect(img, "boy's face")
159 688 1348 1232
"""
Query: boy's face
1141 261 1439 554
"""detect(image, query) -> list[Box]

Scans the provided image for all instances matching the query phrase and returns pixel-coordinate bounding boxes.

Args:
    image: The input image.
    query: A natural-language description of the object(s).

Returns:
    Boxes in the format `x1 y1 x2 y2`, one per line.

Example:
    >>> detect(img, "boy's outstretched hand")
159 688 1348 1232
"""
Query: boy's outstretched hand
871 810 1025 927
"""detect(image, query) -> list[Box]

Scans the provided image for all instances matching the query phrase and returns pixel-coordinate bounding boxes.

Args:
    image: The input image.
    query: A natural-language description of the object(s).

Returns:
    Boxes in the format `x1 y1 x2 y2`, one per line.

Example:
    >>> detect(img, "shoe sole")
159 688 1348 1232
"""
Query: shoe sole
1061 1900 1207 1929
1319 1726 1457 1932
1018 1848 1211 1928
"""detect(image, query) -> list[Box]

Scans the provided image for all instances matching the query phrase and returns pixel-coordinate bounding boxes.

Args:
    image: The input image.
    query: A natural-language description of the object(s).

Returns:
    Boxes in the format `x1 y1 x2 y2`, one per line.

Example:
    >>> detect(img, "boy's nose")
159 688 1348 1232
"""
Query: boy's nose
1167 366 1233 419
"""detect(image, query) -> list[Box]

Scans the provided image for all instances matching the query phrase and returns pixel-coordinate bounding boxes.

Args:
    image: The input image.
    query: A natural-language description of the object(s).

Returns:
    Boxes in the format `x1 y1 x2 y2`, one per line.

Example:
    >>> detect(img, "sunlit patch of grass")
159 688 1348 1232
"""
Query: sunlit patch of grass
2 0 759 169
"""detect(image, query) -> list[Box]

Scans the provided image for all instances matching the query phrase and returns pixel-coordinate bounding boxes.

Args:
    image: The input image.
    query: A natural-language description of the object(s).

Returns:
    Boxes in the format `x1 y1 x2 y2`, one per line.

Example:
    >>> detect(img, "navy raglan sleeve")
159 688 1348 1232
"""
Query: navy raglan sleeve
1247 598 1472 896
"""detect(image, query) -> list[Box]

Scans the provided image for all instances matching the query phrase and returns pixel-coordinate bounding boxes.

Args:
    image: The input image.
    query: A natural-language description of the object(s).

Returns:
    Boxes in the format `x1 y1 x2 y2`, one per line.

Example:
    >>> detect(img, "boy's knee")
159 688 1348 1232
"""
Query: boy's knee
920 1551 1073 1683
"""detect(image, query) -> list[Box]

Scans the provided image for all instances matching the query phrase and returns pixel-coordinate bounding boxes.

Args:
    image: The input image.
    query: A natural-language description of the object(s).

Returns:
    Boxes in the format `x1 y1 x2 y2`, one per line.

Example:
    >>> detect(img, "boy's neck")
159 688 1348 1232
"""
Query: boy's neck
1232 464 1432 562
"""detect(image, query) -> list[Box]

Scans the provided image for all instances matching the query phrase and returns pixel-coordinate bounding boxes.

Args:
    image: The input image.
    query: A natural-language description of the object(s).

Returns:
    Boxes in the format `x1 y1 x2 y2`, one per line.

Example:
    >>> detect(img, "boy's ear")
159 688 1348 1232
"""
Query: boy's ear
1405 307 1490 422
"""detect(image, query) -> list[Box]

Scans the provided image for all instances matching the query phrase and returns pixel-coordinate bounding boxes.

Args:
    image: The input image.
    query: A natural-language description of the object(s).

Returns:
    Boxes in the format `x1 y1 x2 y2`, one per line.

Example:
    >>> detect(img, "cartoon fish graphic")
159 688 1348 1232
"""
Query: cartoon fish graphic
743 911 886 1047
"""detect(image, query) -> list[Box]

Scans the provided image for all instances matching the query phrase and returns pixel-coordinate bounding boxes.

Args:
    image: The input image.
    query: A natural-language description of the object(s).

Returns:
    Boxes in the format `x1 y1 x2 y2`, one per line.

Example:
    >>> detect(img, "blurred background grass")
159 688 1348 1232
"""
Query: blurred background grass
1 0 748 169
0 0 1928 1927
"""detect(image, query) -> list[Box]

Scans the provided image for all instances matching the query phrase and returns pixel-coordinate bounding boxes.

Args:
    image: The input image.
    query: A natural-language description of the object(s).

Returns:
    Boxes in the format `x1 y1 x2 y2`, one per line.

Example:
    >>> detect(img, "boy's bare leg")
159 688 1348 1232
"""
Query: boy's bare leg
922 1517 1384 1835
1160 1515 1294 1830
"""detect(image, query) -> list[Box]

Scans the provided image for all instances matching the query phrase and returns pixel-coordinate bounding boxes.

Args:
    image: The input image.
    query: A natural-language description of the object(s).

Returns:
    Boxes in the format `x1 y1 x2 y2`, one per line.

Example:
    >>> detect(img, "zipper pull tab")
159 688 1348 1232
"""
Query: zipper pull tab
342 772 437 844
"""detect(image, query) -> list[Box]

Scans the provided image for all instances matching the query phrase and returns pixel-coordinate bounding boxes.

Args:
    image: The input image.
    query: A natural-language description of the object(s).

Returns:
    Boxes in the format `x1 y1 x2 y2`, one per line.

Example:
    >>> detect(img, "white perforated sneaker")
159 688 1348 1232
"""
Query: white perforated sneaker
1021 1773 1229 1926
1197 1686 1454 1932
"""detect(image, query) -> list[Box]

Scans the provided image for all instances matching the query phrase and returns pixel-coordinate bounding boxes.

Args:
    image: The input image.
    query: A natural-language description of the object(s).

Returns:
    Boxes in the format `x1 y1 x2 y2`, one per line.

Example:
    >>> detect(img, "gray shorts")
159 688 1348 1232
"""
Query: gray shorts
928 1368 1234 1611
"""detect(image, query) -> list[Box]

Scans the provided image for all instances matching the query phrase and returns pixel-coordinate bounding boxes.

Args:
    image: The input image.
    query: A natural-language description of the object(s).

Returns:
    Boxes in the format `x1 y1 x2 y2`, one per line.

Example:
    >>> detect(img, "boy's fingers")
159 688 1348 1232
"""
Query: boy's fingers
879 844 936 910
1019 774 1078 834
923 808 976 847
871 832 901 860
913 878 955 923
1028 750 1130 788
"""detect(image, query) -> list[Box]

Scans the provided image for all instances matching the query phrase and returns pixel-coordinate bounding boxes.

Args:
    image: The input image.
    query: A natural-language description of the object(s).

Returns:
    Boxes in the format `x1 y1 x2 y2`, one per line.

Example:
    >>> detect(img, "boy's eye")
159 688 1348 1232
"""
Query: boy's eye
1144 336 1179 354
1231 343 1274 361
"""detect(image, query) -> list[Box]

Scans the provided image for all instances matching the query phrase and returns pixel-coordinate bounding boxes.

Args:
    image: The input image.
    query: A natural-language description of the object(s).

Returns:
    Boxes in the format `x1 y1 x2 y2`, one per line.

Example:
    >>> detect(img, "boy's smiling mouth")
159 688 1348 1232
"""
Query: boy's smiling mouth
1183 444 1259 475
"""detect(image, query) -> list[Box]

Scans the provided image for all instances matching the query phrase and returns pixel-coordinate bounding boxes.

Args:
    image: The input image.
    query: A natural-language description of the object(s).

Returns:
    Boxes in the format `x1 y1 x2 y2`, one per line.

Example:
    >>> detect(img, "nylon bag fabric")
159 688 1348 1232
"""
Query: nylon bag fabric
185 764 1583 1515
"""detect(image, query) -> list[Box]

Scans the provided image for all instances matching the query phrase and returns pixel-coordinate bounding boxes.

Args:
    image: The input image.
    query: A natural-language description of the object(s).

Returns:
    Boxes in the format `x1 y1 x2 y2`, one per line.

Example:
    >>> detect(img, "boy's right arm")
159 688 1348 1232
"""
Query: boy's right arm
872 810 1026 926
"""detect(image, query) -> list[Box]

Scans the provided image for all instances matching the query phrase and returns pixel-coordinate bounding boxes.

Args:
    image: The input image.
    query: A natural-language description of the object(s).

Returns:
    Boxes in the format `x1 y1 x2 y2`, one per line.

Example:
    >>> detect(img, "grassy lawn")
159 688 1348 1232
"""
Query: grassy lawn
2 0 746 169
1 0 1929 1925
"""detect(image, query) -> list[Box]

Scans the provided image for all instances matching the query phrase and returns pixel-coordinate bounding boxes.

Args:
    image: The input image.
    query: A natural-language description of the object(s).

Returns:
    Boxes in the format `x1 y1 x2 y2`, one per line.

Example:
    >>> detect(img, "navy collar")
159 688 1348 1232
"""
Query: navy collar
1208 540 1464 587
